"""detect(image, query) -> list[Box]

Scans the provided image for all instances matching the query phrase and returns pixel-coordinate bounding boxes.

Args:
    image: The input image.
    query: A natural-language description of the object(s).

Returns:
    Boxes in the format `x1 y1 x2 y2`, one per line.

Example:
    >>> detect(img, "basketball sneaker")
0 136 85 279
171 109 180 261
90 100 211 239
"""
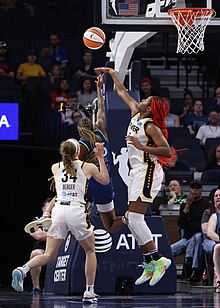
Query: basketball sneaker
32 287 42 295
135 262 154 285
11 268 25 292
24 217 52 234
82 291 99 303
149 257 171 286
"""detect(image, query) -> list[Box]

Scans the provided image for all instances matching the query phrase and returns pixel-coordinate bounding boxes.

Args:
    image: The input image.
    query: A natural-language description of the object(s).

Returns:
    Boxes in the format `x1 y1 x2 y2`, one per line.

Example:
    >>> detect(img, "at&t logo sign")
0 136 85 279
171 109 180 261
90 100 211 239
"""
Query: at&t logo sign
94 229 162 253
94 229 112 253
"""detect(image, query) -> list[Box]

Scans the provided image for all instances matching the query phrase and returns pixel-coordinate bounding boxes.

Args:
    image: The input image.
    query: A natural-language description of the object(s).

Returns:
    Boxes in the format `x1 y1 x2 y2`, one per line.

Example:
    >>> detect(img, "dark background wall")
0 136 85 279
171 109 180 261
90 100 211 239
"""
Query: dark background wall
0 146 61 286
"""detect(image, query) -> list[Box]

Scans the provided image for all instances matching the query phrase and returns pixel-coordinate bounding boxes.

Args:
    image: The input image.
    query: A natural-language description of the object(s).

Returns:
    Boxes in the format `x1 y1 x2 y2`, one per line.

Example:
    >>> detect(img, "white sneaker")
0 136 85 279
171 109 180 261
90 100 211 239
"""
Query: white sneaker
82 291 99 303
24 217 52 233
11 268 24 292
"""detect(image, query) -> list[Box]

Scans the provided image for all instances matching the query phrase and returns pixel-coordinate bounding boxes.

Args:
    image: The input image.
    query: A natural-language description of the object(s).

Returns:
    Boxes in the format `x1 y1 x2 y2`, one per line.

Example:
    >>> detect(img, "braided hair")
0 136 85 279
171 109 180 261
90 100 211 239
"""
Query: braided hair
77 117 102 165
59 139 79 176
150 96 176 166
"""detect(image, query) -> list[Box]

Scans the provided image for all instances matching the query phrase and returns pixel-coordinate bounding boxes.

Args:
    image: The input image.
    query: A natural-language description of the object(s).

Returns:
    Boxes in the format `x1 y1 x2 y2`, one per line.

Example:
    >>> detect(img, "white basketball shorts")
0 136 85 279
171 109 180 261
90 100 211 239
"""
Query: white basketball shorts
128 162 163 203
48 203 93 241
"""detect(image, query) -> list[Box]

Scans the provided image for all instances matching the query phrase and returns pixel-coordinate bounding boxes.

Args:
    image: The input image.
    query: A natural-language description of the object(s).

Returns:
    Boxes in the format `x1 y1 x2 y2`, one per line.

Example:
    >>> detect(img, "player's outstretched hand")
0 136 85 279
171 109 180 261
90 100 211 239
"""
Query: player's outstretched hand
94 142 104 158
95 67 112 74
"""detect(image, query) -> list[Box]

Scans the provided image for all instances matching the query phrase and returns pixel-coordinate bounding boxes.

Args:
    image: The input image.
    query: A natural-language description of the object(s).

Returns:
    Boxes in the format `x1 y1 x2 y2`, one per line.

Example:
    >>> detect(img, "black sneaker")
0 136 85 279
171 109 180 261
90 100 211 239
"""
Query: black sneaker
32 287 42 294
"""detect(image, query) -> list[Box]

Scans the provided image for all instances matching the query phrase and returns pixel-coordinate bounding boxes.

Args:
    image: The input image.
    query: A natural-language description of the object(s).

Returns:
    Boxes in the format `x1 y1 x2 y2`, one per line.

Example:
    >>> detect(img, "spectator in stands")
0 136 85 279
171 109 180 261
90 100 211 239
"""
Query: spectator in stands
16 50 46 85
207 188 220 292
139 77 158 100
37 48 51 74
72 110 86 125
77 77 97 108
206 86 220 120
184 99 208 135
204 145 220 171
50 79 69 109
171 180 210 283
196 111 220 146
69 110 86 140
202 188 218 257
179 88 194 125
0 41 13 76
49 34 68 68
75 49 99 81
48 64 64 84
29 197 52 294
166 179 187 206
166 112 180 127
60 92 81 125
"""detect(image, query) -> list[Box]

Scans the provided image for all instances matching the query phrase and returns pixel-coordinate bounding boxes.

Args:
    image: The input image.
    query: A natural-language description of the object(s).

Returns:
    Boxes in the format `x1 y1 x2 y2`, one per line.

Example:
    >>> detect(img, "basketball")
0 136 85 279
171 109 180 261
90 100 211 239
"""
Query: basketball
83 27 106 50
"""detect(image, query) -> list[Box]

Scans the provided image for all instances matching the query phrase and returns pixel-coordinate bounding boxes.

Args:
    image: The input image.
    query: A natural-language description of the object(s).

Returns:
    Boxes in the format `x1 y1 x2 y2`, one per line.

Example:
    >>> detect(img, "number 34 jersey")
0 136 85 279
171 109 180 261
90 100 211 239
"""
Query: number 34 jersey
55 160 88 204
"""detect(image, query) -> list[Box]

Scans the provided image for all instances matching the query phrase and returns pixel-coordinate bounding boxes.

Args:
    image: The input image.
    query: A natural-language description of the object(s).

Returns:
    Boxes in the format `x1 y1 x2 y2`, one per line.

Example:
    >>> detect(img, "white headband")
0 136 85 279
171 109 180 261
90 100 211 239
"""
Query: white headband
66 138 80 152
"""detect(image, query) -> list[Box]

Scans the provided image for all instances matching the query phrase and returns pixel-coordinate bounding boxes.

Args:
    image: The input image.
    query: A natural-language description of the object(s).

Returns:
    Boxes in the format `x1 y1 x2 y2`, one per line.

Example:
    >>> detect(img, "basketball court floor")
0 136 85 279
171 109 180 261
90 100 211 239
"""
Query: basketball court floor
0 289 220 308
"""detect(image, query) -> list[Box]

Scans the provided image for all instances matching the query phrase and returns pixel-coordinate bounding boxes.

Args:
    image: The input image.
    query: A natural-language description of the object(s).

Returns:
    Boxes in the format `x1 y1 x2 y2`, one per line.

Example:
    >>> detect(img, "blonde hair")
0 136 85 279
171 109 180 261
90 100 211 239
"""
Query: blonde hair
59 139 79 176
77 117 102 164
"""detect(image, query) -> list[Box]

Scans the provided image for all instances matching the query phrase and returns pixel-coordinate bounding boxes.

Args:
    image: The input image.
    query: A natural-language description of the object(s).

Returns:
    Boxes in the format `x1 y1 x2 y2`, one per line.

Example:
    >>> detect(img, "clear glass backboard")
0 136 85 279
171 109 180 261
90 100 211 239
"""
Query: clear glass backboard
94 0 220 31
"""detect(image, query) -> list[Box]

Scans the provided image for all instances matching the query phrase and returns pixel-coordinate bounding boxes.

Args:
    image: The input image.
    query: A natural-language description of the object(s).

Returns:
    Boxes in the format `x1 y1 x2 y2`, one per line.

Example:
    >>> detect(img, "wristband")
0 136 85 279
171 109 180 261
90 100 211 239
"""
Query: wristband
109 68 115 74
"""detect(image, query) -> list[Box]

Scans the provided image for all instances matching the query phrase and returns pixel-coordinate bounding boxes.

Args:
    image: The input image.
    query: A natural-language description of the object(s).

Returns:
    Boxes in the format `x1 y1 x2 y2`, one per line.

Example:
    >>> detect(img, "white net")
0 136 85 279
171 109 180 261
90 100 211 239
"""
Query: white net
168 8 216 54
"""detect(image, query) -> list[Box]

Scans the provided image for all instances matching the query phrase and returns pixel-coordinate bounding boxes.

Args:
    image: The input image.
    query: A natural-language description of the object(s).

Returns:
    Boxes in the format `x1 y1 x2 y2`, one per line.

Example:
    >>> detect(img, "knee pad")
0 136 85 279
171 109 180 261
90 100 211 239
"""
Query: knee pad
127 212 153 246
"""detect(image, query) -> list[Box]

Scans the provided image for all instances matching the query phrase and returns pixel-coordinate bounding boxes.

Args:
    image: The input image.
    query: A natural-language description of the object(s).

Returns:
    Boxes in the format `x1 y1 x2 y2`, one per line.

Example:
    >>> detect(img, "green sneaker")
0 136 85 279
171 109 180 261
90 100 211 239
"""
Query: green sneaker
135 262 155 285
149 257 171 286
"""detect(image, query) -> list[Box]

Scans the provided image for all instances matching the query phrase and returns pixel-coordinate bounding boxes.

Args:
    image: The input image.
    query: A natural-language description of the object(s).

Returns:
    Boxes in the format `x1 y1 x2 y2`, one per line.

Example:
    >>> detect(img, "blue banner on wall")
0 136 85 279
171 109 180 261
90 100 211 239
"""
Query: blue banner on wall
0 103 19 140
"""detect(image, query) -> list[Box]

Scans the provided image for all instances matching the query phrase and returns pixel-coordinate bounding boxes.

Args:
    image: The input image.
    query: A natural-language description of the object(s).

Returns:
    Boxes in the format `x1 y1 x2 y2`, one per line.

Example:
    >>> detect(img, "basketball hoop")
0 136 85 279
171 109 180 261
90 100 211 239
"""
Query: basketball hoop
168 8 216 54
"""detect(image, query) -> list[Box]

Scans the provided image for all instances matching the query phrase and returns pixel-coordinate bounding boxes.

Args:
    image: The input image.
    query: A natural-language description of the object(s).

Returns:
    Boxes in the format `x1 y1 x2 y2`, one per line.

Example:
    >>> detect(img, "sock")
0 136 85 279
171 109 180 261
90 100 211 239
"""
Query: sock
86 285 94 293
121 211 128 224
21 264 30 275
143 249 162 263
42 211 51 218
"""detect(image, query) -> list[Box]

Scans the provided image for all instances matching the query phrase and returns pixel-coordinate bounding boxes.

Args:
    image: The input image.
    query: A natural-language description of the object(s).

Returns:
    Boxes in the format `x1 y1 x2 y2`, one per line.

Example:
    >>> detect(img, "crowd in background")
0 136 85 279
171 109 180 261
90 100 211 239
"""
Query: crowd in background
1 0 220 290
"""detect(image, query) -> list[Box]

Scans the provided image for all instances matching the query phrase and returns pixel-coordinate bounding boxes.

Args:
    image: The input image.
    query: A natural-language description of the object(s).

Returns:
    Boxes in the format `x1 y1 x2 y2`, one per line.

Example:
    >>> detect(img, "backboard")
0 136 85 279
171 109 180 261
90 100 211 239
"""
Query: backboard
94 0 220 32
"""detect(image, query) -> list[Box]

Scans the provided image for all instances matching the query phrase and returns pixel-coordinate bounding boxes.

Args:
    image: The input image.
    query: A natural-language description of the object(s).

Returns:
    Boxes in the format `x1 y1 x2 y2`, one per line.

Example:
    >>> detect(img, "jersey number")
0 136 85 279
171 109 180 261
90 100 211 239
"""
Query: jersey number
61 170 77 183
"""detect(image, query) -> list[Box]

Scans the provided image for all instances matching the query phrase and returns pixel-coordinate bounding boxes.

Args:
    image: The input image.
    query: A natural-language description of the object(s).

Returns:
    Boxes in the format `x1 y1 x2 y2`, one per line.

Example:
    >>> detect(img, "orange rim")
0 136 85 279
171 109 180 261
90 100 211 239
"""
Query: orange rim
168 7 215 17
168 8 215 27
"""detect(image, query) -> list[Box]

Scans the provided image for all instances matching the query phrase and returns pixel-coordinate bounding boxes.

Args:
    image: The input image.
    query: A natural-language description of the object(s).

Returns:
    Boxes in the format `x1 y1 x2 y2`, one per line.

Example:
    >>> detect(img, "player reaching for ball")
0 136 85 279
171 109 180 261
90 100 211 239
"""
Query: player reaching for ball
24 74 125 235
95 66 173 287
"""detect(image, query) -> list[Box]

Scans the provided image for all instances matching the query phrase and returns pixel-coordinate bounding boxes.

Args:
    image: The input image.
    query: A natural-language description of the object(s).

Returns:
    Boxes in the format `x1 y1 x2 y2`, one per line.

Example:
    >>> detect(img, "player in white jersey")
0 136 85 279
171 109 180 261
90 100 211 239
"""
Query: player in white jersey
11 139 109 304
96 66 173 287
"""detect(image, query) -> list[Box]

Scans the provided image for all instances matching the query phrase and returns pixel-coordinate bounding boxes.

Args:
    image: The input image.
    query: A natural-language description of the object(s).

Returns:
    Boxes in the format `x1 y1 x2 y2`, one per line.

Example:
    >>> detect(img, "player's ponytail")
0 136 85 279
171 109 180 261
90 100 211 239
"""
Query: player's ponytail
77 117 102 164
60 139 79 176
150 96 176 167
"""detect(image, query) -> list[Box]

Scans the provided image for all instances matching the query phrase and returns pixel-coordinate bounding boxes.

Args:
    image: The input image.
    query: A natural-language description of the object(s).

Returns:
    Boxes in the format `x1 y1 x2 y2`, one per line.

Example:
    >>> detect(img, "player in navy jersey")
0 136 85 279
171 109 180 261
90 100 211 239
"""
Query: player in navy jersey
77 74 124 232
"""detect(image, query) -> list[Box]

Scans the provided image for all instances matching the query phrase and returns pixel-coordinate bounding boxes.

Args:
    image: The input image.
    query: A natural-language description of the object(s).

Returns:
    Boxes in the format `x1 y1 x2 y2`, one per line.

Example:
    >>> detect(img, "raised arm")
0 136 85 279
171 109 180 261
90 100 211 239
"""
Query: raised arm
82 143 109 185
95 67 139 116
95 74 106 133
